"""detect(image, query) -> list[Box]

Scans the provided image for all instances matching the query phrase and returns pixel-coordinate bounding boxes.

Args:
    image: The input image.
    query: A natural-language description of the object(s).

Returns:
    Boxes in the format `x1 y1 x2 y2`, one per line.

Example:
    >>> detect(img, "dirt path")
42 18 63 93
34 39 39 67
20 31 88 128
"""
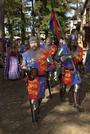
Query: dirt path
0 69 90 134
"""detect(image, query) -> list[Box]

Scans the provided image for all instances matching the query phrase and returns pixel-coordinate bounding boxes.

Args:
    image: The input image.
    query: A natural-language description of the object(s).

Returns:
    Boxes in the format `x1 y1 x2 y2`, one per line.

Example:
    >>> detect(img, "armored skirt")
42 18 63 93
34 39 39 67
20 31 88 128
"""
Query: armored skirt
27 76 46 100
22 45 57 100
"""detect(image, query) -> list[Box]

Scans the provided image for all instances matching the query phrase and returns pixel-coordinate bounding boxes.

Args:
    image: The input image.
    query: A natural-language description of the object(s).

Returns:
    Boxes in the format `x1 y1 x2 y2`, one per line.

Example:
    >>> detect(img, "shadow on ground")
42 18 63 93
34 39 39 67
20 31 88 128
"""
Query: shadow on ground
0 68 90 134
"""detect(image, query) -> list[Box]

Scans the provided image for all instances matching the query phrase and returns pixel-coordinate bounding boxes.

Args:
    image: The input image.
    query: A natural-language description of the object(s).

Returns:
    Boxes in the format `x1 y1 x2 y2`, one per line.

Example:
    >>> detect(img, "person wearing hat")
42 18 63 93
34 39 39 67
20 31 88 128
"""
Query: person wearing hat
21 35 57 127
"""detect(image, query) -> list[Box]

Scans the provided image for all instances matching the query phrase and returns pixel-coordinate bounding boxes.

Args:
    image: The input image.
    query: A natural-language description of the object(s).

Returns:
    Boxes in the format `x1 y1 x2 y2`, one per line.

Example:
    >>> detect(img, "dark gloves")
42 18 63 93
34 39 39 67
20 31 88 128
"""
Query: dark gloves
21 69 28 79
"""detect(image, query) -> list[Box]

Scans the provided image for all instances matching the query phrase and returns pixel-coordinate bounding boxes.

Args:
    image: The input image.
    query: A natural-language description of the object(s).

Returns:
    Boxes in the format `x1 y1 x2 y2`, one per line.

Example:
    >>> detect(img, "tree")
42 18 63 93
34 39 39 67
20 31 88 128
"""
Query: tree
4 0 27 43
0 0 4 39
34 0 71 36
0 0 4 62
20 1 26 43
5 0 20 40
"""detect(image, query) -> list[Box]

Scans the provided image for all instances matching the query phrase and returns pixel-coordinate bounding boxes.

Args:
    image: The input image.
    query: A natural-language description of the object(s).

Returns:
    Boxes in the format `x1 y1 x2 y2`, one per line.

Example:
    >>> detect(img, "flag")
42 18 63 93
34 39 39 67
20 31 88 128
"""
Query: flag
49 9 60 40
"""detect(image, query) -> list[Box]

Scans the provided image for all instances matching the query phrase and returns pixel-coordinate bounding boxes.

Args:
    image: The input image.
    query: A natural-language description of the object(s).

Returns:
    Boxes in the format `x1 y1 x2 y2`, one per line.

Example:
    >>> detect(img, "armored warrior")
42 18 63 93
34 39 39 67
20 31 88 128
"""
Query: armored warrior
56 37 83 111
21 36 57 127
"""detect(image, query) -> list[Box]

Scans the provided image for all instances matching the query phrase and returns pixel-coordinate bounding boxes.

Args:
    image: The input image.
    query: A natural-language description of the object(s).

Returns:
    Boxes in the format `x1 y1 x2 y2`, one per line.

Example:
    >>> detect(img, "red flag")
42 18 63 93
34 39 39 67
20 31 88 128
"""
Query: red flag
51 9 60 40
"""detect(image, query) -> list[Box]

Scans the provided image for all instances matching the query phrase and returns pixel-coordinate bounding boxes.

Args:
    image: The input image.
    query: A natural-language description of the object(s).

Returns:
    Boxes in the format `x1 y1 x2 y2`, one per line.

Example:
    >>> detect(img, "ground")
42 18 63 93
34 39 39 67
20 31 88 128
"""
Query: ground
0 68 90 134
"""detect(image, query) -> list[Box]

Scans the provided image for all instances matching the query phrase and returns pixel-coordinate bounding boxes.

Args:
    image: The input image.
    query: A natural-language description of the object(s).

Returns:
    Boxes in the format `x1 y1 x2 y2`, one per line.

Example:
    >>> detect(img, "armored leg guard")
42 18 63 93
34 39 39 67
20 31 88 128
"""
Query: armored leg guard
37 98 42 116
73 84 84 112
47 73 52 98
74 84 80 105
59 83 66 101
47 79 52 98
30 99 39 128
68 86 74 105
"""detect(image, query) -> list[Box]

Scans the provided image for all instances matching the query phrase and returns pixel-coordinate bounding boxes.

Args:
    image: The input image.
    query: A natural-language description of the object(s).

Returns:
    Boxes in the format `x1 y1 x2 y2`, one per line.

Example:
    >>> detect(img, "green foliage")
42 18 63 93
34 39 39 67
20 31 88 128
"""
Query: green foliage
4 0 27 42
34 0 72 35
4 0 79 39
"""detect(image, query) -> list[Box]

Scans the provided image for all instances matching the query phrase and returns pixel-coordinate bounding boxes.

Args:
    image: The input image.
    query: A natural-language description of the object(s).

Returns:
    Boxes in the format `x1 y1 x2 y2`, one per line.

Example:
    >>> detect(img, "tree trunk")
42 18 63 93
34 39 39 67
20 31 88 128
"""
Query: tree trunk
21 5 26 44
7 18 14 41
0 0 4 65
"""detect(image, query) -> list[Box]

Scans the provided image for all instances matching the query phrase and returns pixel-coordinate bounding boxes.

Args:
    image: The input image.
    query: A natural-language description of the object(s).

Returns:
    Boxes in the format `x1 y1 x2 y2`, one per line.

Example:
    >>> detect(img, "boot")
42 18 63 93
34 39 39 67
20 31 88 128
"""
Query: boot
73 92 84 112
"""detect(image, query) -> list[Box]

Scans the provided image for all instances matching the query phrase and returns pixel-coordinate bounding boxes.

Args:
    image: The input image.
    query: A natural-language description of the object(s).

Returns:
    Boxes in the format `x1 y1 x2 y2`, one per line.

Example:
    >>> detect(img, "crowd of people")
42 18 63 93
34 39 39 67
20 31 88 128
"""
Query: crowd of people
2 29 90 129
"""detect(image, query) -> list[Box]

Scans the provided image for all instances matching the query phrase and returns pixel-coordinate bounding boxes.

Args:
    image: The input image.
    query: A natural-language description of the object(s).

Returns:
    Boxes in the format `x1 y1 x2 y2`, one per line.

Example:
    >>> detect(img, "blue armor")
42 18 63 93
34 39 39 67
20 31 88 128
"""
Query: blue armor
57 43 81 85
22 44 57 99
